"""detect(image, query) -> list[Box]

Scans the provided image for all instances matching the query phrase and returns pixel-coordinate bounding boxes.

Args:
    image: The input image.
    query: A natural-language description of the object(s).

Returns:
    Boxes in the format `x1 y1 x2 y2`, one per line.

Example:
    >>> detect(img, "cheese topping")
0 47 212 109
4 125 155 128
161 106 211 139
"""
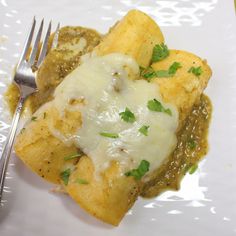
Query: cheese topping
52 53 179 176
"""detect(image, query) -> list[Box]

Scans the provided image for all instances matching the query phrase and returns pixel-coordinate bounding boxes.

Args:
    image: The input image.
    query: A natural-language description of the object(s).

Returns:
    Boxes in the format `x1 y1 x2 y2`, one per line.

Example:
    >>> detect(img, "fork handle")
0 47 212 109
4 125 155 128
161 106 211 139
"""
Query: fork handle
0 96 25 200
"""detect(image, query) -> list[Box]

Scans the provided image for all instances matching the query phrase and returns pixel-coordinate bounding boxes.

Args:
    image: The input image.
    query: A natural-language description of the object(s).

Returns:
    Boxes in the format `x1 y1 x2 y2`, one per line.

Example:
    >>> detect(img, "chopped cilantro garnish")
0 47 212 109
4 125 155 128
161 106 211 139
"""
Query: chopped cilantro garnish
147 99 172 116
76 178 89 185
140 67 157 81
60 169 71 185
119 107 136 123
143 69 157 79
100 132 119 139
64 151 83 161
151 43 169 63
31 116 37 121
168 62 182 75
20 128 26 133
188 66 202 76
141 62 181 80
155 70 170 77
189 164 198 174
139 125 149 136
187 139 197 149
125 160 150 180
164 108 172 116
139 66 145 76
156 62 182 77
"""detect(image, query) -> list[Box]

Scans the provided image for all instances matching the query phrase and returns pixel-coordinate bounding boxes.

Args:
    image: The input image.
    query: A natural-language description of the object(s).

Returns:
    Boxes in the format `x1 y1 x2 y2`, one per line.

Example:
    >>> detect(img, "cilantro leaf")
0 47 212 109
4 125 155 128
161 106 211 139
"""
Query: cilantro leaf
60 169 71 185
188 66 202 76
64 151 83 161
156 62 182 78
164 108 172 116
139 66 145 76
155 70 171 77
100 132 119 138
143 70 157 80
119 107 136 123
147 99 172 116
76 178 89 185
140 67 157 81
141 62 181 80
187 139 197 149
125 160 150 180
189 164 198 174
31 116 37 121
139 125 149 136
168 62 182 75
20 128 26 133
151 43 169 63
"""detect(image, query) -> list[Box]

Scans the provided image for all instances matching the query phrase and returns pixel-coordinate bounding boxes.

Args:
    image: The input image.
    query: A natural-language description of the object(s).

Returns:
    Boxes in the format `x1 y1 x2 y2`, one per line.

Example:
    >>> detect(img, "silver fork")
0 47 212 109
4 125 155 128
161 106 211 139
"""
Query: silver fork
0 18 60 201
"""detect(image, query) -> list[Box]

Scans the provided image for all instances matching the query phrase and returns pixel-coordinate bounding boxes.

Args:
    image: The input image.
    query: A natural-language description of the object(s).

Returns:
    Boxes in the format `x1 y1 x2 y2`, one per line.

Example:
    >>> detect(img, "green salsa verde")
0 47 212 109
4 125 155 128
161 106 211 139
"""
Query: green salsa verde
141 94 212 198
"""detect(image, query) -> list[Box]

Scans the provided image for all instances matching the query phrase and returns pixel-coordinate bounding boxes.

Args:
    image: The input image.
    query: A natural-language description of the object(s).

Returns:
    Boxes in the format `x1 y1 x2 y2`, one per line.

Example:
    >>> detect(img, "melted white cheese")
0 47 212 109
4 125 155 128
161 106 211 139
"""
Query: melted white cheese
52 53 179 176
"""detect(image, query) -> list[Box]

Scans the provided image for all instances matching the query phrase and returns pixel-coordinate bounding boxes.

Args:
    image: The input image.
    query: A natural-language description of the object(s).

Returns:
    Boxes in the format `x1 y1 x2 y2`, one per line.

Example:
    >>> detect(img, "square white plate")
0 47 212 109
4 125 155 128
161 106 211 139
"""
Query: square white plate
0 0 236 235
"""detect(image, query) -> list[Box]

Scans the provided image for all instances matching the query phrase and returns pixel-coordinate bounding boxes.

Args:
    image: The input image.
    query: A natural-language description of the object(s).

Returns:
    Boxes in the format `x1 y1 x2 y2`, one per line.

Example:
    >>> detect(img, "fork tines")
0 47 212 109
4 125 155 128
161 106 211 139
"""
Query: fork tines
18 17 60 70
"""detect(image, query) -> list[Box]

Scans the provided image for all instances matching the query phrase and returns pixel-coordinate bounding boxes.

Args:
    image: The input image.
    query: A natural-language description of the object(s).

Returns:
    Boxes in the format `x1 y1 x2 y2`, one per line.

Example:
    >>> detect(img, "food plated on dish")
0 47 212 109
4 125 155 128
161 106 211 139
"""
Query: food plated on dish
5 10 212 226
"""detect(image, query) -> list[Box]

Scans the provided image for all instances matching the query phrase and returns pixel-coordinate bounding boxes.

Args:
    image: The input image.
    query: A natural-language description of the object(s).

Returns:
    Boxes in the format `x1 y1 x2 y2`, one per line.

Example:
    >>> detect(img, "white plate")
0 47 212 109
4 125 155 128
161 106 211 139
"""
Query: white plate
0 0 236 235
